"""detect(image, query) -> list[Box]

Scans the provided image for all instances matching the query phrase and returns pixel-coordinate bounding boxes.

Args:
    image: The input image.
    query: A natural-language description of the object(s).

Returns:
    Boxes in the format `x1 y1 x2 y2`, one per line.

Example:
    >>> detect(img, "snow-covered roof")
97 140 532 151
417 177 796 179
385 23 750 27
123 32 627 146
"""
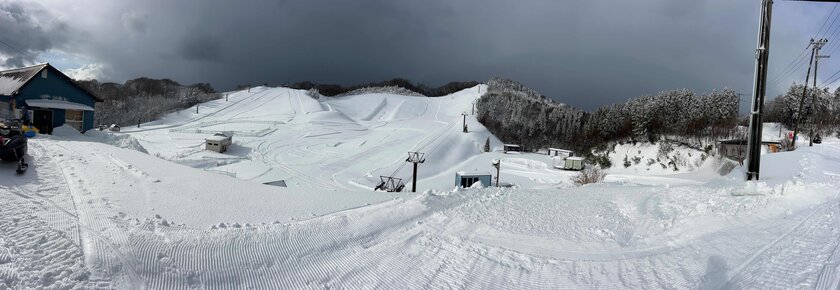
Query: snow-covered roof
503 144 520 147
457 171 492 176
0 63 48 96
206 135 231 141
548 148 573 152
566 157 585 161
719 139 782 145
0 63 103 102
25 99 94 111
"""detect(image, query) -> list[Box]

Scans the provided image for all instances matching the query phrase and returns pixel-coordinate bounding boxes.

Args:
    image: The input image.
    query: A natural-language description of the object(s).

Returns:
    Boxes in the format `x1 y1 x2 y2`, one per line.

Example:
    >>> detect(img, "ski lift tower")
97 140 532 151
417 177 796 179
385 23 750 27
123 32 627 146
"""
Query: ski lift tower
492 159 500 187
375 176 405 192
406 152 425 192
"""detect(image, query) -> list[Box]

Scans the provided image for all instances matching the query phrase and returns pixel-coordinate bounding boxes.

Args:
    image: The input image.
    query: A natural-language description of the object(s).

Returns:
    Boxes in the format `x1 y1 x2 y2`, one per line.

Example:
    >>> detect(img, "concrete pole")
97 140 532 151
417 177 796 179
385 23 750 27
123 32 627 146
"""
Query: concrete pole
745 0 773 181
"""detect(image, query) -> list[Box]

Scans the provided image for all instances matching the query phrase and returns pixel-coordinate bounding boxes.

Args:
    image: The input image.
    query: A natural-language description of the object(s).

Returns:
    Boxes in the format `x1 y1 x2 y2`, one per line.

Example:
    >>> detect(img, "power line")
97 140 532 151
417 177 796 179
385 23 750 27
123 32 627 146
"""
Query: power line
820 68 840 86
816 3 840 38
769 52 812 87
0 37 43 64
769 45 810 85
818 11 840 54
770 3 840 86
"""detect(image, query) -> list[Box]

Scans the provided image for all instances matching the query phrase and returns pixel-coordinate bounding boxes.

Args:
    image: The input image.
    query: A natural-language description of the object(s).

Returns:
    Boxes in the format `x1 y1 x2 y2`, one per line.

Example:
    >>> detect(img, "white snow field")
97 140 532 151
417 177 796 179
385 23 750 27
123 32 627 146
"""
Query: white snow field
123 85 579 191
0 86 839 289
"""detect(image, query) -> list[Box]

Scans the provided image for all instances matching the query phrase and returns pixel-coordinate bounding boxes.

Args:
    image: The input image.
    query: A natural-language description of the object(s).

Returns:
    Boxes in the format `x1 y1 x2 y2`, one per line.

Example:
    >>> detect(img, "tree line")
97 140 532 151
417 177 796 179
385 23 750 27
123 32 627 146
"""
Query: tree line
764 83 840 137
77 78 219 127
476 78 740 153
285 78 479 97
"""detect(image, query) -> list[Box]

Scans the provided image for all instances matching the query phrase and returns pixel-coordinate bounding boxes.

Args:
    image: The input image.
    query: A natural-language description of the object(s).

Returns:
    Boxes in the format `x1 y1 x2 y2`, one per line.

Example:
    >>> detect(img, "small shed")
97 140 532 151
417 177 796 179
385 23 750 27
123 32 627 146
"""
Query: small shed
548 148 574 158
718 139 782 164
562 157 585 171
205 133 232 153
455 172 492 188
503 144 521 153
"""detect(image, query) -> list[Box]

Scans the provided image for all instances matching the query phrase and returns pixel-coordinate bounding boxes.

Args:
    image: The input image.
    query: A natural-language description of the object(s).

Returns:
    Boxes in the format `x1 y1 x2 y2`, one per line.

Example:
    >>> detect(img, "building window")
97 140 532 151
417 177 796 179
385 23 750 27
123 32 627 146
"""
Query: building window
461 177 479 188
66 110 84 131
0 104 10 119
41 70 47 79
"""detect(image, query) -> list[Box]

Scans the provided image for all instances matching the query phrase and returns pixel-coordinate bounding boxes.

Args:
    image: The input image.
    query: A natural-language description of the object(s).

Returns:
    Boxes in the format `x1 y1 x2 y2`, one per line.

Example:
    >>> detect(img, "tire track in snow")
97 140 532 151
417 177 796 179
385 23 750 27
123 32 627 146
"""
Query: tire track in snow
46 142 148 288
0 189 109 288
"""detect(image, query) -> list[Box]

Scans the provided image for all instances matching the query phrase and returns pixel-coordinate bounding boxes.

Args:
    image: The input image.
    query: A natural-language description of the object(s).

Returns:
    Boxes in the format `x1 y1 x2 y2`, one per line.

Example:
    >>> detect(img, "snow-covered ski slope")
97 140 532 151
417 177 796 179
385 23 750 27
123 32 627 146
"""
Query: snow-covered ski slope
2 86 840 289
2 132 840 288
124 85 580 191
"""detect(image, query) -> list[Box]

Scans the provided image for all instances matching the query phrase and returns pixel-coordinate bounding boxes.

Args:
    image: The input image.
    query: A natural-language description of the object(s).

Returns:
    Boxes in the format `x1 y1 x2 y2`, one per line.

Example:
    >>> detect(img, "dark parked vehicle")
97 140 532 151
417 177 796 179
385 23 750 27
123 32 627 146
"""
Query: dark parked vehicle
814 135 822 144
0 119 29 173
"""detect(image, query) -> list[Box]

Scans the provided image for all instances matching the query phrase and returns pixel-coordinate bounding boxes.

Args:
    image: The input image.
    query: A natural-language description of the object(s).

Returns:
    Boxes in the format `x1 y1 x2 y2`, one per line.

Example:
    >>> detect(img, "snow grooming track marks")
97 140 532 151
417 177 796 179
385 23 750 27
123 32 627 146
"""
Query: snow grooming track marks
723 198 840 289
254 138 345 191
46 142 148 288
725 145 840 289
126 87 270 133
0 190 107 289
0 142 112 289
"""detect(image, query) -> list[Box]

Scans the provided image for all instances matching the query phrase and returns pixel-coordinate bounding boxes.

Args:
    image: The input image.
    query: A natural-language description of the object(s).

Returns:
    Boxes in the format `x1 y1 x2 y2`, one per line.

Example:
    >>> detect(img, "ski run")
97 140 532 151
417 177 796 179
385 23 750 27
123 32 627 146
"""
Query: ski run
1 86 840 289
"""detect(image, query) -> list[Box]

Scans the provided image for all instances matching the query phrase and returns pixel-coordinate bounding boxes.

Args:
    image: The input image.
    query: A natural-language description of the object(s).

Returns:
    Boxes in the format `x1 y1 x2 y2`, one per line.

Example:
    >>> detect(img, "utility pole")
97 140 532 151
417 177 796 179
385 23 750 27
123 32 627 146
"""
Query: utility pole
744 0 840 180
492 160 500 187
793 39 828 149
462 112 468 133
810 39 829 147
745 0 773 181
196 104 199 114
792 39 822 149
406 152 425 192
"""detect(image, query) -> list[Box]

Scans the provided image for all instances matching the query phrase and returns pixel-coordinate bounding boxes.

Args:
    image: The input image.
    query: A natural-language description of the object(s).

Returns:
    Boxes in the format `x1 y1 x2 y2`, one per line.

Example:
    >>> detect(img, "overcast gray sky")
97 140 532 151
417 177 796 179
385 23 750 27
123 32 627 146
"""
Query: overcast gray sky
0 0 836 110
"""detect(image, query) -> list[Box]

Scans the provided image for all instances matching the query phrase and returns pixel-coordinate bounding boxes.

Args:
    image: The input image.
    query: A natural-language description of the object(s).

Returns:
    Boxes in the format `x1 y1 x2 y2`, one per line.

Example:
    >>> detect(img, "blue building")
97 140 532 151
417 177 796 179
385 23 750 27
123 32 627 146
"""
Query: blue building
0 63 102 133
455 172 493 188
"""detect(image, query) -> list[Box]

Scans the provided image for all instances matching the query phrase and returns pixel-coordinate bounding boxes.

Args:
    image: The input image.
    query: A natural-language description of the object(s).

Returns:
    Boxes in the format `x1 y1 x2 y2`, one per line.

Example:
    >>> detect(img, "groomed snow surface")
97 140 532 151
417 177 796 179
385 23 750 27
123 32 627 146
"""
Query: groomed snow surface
1 86 839 289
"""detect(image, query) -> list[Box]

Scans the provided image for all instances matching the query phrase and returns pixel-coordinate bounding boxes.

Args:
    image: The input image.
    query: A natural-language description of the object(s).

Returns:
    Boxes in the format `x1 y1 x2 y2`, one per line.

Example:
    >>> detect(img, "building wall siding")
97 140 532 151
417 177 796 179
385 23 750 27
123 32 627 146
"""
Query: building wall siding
52 109 65 130
83 110 94 131
13 67 97 132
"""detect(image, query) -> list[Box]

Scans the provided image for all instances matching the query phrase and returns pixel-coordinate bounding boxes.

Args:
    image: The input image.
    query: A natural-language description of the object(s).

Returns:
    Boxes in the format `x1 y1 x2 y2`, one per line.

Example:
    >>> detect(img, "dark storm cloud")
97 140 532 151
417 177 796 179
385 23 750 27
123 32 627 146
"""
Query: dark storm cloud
0 0 830 110
121 11 146 35
178 32 222 62
0 0 70 67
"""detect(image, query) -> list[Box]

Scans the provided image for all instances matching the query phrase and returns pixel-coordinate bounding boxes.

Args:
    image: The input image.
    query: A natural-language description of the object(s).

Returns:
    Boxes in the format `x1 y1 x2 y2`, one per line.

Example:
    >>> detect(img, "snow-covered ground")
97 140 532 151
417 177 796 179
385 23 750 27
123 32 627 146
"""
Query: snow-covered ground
121 85 578 191
1 87 839 289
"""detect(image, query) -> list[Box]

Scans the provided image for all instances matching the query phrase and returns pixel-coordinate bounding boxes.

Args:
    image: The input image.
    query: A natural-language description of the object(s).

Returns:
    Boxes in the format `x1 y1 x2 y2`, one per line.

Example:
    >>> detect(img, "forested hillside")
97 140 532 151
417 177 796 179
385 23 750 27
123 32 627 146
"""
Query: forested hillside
78 78 219 127
286 78 479 97
765 84 840 137
476 78 740 152
476 78 586 150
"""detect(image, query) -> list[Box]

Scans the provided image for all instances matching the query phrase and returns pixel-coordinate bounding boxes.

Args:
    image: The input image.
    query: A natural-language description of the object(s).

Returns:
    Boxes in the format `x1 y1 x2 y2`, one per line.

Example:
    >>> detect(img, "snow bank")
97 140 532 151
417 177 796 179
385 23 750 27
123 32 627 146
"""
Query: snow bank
85 130 149 153
605 141 713 175
50 125 83 138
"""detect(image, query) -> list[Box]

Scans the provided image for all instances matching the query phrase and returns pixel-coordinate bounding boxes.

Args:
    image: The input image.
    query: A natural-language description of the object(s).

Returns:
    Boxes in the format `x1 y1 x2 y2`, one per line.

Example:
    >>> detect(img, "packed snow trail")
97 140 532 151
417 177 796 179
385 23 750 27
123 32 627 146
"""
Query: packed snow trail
2 134 840 288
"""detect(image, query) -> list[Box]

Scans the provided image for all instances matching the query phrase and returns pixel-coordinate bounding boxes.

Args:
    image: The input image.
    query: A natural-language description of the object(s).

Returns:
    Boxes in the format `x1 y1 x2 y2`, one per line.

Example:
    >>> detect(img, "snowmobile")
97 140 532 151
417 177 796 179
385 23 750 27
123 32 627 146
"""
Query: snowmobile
0 119 28 174
813 134 822 144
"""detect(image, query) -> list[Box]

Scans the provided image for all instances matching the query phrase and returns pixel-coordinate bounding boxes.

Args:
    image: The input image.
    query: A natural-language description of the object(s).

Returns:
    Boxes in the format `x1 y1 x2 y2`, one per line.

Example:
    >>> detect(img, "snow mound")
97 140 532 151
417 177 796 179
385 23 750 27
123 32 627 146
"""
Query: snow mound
85 130 149 153
605 141 713 175
50 125 83 138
